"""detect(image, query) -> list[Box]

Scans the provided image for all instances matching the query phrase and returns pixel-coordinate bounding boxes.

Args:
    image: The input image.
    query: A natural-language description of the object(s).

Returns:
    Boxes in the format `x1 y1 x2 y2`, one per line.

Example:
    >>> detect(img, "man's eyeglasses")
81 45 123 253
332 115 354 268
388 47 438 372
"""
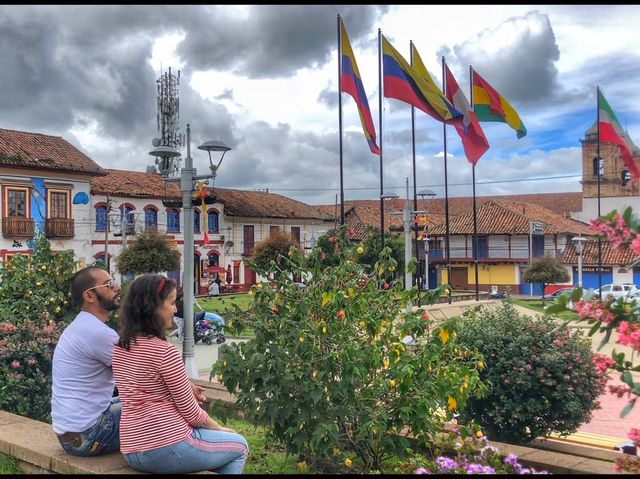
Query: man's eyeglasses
84 279 118 295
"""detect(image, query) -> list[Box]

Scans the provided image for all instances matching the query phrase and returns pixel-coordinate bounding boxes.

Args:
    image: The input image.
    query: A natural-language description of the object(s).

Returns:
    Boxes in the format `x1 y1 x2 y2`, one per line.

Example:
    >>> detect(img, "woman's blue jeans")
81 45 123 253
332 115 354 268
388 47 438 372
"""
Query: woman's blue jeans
123 428 249 474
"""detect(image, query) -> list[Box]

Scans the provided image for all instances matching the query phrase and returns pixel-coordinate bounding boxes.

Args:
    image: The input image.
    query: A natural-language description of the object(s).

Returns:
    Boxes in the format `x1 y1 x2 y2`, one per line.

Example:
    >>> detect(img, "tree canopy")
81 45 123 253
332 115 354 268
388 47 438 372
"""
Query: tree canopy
116 228 181 275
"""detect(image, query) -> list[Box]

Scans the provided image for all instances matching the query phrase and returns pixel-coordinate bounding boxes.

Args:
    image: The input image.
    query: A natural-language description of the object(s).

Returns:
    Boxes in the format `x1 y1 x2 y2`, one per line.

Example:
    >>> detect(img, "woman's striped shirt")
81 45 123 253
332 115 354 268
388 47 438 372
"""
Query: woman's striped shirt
112 335 209 454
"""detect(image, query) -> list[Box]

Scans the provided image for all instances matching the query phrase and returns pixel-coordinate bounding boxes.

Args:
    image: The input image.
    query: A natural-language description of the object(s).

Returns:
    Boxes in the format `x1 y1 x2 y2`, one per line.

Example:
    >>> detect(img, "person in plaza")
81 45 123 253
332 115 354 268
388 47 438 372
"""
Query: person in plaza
112 274 248 474
214 273 222 288
208 279 220 296
51 266 122 456
169 286 185 339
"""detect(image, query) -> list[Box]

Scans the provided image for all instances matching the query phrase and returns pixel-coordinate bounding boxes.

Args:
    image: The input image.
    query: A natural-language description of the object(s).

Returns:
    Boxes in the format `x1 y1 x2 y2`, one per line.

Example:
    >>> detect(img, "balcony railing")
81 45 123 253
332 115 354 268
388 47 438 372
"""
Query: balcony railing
429 247 563 261
2 217 35 238
45 218 75 238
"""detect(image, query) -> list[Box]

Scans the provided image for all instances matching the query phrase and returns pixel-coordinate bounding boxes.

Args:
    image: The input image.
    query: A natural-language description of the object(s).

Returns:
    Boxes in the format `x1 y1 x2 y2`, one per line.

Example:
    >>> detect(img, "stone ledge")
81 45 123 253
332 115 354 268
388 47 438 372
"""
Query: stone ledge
0 409 215 474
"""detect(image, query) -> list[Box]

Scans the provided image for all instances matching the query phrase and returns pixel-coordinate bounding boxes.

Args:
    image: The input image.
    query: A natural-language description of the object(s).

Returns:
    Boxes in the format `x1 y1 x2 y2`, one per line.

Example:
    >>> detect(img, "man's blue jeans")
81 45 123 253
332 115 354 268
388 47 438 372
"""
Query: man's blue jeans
123 428 248 474
57 397 121 456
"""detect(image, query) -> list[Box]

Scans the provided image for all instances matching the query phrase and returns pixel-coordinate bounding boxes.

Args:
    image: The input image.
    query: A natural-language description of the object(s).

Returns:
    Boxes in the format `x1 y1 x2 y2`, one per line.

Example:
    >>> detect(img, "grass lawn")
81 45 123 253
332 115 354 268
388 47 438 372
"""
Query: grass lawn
0 453 20 474
197 294 255 338
510 298 579 322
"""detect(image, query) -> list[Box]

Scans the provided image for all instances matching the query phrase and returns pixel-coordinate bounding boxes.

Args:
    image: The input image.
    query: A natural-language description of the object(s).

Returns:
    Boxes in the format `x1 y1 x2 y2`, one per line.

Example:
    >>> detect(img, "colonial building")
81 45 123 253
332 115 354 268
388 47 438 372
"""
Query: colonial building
0 128 106 265
90 169 334 293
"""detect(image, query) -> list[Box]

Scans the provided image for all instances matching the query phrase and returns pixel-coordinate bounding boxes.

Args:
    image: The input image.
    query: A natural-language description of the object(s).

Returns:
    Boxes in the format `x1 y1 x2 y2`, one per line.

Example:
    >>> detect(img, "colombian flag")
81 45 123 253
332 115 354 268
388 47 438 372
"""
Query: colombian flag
472 69 527 139
340 19 380 156
383 35 461 123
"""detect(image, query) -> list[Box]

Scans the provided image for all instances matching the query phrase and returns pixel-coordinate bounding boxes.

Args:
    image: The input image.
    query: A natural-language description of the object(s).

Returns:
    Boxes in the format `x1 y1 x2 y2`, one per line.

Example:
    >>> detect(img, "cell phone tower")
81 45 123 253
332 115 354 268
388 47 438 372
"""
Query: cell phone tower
149 67 184 177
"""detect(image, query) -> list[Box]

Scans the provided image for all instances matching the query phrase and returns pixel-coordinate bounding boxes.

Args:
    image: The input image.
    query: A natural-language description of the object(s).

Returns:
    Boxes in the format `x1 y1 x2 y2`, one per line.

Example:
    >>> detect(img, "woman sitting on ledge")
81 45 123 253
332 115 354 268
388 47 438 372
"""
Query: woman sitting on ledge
112 273 248 474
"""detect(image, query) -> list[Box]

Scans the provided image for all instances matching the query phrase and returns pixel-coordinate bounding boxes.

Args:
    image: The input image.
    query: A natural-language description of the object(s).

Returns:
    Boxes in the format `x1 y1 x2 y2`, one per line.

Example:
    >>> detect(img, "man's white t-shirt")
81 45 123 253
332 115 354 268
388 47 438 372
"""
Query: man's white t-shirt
51 311 119 434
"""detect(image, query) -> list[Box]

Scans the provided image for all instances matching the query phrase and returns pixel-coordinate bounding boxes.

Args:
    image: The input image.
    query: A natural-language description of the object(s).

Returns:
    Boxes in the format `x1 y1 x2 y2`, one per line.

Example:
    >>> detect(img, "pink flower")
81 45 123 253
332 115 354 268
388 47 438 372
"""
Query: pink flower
617 322 640 352
628 428 640 443
27 359 37 366
11 360 20 369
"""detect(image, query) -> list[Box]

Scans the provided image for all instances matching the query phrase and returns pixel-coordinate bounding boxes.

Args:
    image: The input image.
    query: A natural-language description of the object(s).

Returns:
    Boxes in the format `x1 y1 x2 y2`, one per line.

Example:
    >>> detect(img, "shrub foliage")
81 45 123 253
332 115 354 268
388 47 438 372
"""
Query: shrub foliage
0 233 75 421
455 303 605 443
212 228 485 472
115 228 180 275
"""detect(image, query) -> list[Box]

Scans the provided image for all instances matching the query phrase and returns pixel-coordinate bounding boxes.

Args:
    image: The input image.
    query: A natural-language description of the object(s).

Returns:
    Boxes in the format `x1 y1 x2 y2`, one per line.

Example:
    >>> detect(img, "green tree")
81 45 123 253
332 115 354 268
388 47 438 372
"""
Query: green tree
356 226 405 276
250 230 300 275
522 255 570 305
115 228 181 275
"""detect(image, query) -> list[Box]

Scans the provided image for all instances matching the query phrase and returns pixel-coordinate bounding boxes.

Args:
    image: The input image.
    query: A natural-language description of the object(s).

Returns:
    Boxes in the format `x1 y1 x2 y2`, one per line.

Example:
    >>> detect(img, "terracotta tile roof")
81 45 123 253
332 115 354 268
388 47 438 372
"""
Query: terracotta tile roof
336 192 582 219
0 128 106 176
91 169 180 199
91 170 333 221
316 202 404 240
213 188 333 221
562 239 639 266
429 199 592 236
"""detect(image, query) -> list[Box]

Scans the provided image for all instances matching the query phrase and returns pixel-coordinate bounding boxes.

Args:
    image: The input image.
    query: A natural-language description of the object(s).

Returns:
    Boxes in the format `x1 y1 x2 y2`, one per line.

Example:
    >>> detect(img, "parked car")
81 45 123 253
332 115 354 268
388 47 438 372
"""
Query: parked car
594 283 639 301
547 287 575 298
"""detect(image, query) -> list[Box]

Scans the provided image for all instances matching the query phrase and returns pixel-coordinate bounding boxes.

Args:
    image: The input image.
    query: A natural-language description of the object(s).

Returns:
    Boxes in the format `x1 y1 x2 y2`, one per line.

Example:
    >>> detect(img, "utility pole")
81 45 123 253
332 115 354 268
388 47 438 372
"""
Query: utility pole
104 195 110 273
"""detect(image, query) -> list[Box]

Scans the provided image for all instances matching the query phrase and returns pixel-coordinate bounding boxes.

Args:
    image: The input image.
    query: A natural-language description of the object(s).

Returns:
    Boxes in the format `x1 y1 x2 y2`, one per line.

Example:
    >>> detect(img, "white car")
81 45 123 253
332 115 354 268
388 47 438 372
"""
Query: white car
594 283 639 301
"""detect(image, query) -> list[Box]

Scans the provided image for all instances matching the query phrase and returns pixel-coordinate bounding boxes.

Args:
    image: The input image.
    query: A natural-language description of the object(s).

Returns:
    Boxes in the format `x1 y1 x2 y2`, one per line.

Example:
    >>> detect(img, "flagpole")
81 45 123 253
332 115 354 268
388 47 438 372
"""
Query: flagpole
442 56 452 304
378 28 385 250
337 15 345 226
470 65 479 301
410 41 419 293
596 85 602 299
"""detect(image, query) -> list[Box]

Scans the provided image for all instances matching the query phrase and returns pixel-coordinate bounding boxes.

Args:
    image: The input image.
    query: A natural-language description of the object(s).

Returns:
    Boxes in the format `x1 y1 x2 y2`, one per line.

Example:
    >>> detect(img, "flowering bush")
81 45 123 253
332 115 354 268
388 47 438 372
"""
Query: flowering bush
412 429 549 474
547 206 640 473
212 227 486 472
455 303 606 443
0 233 75 421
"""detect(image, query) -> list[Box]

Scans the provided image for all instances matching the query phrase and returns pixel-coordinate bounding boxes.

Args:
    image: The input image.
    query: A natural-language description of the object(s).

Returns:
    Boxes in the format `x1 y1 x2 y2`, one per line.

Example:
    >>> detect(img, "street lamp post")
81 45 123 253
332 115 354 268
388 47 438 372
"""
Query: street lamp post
150 124 231 378
572 236 587 288
417 188 436 291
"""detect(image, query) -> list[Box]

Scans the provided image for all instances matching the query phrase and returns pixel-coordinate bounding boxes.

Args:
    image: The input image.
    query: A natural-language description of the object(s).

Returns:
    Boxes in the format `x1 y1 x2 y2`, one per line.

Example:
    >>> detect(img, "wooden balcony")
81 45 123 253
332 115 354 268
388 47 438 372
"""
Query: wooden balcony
45 218 75 238
2 217 35 238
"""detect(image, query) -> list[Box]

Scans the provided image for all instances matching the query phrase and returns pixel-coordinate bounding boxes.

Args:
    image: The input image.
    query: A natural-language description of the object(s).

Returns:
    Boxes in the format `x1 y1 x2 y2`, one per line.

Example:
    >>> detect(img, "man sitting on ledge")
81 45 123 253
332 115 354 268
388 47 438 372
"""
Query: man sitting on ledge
50 266 122 456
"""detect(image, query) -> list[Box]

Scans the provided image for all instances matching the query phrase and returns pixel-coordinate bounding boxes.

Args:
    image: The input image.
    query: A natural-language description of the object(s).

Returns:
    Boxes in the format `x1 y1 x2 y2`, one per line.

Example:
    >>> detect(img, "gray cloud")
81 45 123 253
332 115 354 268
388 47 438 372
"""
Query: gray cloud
440 10 560 105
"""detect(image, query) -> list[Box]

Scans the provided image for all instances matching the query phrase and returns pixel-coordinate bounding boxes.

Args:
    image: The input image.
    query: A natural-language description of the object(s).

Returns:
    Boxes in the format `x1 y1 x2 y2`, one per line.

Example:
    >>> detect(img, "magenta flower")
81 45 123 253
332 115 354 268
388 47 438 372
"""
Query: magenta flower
11 360 20 369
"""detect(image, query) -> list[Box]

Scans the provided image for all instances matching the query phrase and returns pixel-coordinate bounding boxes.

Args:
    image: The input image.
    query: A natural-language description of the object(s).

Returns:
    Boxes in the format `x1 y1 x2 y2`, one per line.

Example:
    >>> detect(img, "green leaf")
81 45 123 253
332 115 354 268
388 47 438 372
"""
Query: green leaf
588 321 601 338
597 327 612 351
621 371 635 389
621 398 637 418
570 287 584 302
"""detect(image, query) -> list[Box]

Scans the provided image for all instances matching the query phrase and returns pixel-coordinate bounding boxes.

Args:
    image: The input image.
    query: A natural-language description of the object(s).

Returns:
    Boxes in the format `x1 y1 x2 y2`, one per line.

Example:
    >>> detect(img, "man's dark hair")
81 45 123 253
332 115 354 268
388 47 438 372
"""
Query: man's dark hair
117 274 176 350
70 266 106 308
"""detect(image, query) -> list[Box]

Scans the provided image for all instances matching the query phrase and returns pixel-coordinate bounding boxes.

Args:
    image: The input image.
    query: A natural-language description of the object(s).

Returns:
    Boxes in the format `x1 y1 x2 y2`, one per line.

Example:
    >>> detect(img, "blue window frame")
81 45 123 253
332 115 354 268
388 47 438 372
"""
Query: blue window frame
167 209 180 233
145 209 157 228
208 211 219 233
96 206 107 232
194 210 200 233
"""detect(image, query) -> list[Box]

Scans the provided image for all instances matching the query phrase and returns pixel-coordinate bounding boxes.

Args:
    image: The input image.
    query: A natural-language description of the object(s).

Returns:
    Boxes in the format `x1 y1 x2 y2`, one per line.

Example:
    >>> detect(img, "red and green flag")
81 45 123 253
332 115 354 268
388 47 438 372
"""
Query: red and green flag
599 89 640 178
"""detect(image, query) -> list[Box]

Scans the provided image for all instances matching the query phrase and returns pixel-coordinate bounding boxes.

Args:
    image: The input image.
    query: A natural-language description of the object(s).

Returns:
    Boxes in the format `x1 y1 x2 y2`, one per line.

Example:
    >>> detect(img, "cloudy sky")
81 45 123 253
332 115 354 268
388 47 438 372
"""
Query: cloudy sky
1 5 639 205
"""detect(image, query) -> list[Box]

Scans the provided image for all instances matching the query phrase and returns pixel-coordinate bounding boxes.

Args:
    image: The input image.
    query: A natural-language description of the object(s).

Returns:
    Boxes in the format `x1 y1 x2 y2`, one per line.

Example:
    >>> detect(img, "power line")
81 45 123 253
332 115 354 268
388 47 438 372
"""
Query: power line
265 173 581 193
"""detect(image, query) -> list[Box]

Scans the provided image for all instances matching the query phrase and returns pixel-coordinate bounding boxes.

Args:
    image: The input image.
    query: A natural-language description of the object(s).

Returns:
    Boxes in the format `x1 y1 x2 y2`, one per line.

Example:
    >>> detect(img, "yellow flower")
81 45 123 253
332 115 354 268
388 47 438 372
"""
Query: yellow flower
356 246 364 254
54 306 61 314
447 396 457 411
378 266 385 276
389 379 397 388
223 360 227 367
439 329 450 344
297 461 308 471
388 265 396 272
216 375 223 382
383 357 389 368
257 283 263 288
477 360 485 370
299 336 305 344
322 326 327 334
358 320 365 329
332 447 340 457
312 370 318 379
344 458 352 468
443 289 450 295
248 290 255 296
476 430 484 439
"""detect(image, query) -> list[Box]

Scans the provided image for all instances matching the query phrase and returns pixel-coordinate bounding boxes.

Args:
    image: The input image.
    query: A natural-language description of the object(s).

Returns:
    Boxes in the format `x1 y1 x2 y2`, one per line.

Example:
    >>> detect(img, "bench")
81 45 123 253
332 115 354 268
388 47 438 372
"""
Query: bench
0 379 233 474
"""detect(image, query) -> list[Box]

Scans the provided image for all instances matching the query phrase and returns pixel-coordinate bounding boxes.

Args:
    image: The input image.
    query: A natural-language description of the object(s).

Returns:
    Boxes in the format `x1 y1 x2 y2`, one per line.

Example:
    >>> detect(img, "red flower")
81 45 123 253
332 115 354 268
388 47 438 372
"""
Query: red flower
337 310 345 320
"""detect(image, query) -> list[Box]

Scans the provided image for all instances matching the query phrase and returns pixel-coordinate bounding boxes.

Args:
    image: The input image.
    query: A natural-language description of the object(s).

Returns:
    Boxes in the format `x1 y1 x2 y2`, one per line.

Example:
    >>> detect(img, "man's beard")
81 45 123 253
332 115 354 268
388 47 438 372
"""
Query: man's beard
96 292 119 312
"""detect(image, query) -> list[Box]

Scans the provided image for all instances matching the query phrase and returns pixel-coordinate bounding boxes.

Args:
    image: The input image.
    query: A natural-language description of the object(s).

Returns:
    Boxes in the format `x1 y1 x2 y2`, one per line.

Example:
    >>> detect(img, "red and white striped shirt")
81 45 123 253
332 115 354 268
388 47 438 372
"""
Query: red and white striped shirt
112 336 209 454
